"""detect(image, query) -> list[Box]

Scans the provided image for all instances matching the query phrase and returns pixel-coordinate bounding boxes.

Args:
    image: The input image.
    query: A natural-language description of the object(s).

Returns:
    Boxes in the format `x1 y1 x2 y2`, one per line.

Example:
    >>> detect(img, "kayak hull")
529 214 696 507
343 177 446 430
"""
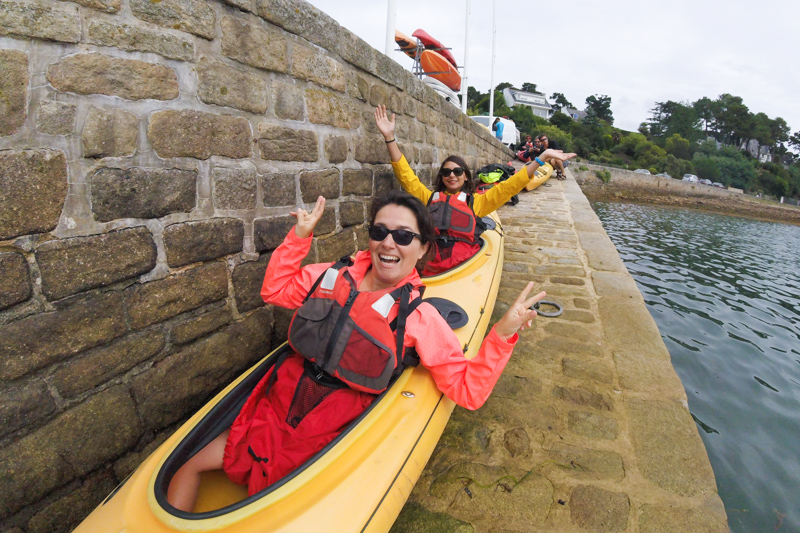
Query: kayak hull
525 162 553 191
419 50 461 92
74 213 505 533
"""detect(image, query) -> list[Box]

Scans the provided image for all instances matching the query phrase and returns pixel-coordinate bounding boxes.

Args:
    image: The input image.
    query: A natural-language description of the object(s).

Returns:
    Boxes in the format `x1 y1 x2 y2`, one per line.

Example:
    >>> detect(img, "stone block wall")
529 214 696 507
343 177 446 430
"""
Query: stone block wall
0 1 511 530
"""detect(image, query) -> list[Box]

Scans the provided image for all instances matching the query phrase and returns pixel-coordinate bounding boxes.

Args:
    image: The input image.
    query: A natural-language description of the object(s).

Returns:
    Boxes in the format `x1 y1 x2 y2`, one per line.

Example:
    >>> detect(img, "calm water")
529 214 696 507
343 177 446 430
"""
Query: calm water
592 202 800 533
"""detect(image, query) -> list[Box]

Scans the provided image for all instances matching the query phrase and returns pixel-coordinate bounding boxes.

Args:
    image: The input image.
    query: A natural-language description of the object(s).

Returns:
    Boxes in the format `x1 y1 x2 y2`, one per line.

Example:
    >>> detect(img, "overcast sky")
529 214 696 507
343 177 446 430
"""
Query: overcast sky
307 0 800 136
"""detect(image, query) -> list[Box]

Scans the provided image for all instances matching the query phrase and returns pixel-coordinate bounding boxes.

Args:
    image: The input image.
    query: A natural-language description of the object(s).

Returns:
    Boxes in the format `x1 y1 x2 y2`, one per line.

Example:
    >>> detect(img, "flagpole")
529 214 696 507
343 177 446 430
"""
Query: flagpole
385 0 397 57
461 0 470 113
488 0 496 122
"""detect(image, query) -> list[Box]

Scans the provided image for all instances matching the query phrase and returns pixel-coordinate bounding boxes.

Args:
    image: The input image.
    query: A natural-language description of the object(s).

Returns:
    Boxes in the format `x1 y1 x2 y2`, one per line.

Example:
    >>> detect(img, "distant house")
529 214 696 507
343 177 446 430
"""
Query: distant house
502 88 552 118
563 107 588 122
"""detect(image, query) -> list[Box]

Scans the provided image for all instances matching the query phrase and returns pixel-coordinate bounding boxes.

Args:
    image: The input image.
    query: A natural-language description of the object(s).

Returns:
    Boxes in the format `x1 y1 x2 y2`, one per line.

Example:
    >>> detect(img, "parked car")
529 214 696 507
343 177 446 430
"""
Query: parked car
699 178 712 185
469 115 518 148
712 182 725 188
655 172 671 178
682 174 699 183
633 168 651 175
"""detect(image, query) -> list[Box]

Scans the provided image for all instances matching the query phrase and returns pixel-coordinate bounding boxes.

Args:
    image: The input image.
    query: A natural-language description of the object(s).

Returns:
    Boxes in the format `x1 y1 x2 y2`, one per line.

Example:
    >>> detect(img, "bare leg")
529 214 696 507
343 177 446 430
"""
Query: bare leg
552 158 565 177
167 430 230 512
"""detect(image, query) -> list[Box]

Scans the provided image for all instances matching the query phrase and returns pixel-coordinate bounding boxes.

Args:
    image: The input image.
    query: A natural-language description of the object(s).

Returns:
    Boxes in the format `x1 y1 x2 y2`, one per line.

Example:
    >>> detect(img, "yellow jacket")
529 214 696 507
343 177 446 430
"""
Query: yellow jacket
390 155 531 216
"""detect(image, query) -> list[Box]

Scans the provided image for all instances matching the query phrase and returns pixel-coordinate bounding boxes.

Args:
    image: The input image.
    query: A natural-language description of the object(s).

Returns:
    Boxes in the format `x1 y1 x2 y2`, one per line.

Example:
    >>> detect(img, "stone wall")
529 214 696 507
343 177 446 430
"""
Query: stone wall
0 1 511 530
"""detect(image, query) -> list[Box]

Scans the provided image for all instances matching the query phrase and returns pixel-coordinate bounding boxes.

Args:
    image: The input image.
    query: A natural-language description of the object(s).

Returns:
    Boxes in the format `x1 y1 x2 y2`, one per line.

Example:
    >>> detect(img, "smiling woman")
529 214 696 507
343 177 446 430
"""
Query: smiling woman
163 190 546 513
373 105 575 274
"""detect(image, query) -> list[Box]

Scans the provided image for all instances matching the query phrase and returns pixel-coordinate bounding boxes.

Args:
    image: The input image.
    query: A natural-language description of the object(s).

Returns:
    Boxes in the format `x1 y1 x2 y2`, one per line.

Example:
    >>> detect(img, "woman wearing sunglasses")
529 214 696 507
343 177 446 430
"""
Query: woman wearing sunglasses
167 191 546 511
374 105 576 274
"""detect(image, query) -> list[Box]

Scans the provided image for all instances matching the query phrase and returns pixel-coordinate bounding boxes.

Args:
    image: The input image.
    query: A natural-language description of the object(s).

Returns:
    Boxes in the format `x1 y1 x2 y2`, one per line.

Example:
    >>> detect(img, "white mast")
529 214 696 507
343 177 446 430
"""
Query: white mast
461 0 471 113
488 0 496 121
385 0 397 57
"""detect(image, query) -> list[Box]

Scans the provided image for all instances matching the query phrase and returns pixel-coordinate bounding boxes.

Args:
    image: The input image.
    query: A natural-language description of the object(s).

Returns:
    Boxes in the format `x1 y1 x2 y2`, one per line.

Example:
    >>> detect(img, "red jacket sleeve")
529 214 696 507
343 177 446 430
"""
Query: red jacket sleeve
404 303 518 410
260 228 332 309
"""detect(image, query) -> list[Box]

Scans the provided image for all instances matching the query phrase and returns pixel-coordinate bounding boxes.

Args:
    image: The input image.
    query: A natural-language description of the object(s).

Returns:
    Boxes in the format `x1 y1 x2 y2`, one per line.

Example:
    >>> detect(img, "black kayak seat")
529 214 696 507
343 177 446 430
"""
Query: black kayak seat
423 297 469 329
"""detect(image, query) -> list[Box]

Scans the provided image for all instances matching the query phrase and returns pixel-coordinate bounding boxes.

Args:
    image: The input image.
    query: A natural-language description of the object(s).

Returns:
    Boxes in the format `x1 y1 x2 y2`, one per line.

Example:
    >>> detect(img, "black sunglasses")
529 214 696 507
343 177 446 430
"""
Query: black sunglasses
368 225 421 246
440 167 465 178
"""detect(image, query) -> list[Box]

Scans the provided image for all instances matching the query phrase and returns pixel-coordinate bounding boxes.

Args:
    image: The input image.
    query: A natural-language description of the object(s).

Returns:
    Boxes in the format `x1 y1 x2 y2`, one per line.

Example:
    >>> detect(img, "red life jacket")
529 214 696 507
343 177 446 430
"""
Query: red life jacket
424 191 483 275
287 260 423 394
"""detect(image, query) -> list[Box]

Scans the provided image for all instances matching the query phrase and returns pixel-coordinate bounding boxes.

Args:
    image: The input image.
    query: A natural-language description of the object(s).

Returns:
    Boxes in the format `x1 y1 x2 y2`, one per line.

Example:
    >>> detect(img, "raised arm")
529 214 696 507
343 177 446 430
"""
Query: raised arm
525 148 577 178
374 105 403 163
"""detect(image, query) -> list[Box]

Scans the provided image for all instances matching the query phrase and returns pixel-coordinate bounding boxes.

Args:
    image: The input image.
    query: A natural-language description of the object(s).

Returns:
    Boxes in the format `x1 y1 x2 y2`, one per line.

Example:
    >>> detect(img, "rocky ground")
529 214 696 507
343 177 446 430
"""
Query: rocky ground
575 171 800 227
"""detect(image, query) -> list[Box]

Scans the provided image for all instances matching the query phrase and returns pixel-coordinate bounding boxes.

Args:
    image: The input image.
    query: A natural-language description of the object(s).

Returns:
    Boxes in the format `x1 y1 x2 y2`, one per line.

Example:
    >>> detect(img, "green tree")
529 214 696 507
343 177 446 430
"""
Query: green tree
585 94 613 125
549 92 574 113
648 101 700 141
713 93 753 147
508 105 548 138
521 82 538 93
466 86 485 110
692 97 717 138
789 131 800 152
665 133 691 160
549 111 574 131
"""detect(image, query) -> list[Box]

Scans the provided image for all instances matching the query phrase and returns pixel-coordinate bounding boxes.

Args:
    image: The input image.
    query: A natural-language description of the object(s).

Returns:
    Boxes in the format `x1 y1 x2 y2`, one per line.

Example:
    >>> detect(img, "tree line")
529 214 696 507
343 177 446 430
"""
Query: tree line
466 84 800 200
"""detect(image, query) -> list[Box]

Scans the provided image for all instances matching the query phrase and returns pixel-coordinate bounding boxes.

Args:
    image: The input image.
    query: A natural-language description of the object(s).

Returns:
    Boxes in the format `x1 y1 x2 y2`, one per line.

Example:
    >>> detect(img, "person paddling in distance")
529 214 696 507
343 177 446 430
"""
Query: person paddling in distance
167 191 548 512
374 105 576 275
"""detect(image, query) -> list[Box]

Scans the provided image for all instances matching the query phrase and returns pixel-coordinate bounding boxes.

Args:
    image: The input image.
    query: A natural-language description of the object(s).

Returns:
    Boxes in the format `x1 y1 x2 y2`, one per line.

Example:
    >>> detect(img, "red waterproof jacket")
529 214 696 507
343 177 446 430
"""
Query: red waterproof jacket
223 228 517 494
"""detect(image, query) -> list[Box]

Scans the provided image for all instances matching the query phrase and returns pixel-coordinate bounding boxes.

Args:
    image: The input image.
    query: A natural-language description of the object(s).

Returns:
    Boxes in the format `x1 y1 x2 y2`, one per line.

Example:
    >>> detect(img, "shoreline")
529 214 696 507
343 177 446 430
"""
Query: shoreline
572 165 800 227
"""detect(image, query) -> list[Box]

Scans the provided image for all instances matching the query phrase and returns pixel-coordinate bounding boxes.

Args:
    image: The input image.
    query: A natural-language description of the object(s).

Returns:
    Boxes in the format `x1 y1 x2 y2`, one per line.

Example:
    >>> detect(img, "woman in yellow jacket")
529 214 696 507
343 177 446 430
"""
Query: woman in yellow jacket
374 105 576 274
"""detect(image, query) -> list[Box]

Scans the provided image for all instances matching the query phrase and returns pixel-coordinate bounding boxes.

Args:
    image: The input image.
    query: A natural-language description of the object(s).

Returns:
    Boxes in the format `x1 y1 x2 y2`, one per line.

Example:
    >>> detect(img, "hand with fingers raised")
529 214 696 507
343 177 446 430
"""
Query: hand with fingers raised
292 196 326 239
493 282 547 340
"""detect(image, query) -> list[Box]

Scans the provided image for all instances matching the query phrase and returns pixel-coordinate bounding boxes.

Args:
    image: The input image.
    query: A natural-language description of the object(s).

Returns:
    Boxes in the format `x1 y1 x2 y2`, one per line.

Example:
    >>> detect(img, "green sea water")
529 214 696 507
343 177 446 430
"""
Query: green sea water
593 202 800 533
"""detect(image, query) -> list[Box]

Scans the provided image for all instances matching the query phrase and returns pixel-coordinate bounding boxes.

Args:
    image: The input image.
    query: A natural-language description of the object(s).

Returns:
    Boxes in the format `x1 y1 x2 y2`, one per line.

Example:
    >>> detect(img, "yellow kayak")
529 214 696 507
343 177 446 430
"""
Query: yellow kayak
74 212 505 533
524 162 553 191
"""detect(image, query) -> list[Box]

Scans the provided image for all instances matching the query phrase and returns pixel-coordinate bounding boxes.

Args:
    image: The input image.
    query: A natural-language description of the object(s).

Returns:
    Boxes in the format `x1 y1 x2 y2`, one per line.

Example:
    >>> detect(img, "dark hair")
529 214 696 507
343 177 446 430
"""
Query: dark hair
434 155 474 194
369 190 436 270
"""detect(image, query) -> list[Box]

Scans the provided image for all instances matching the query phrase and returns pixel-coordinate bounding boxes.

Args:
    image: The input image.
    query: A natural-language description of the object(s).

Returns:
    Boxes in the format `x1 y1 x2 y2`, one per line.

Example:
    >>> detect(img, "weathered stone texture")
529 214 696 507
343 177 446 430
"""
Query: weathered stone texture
552 386 613 411
569 485 630 532
26 470 118 533
343 168 372 196
562 357 613 384
51 330 165 398
317 228 356 263
255 0 338 50
627 398 718 497
0 385 142 518
130 0 215 40
36 100 76 135
0 291 126 380
254 215 295 252
47 54 179 101
568 410 619 440
231 253 270 313
549 442 624 481
163 218 244 267
261 172 297 207
324 135 348 163
291 45 345 92
131 309 271 428
305 89 357 128
257 124 318 161
170 305 232 345
0 49 28 136
637 504 729 533
197 57 268 114
221 16 288 73
36 227 157 300
124 263 228 330
337 27 375 72
82 107 139 158
315 206 336 235
212 167 257 210
0 1 81 43
299 168 339 203
375 53 407 89
0 251 31 310
0 149 68 240
273 81 305 121
354 137 390 165
91 167 197 222
0 379 55 439
87 20 193 61
339 200 364 227
149 110 252 160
